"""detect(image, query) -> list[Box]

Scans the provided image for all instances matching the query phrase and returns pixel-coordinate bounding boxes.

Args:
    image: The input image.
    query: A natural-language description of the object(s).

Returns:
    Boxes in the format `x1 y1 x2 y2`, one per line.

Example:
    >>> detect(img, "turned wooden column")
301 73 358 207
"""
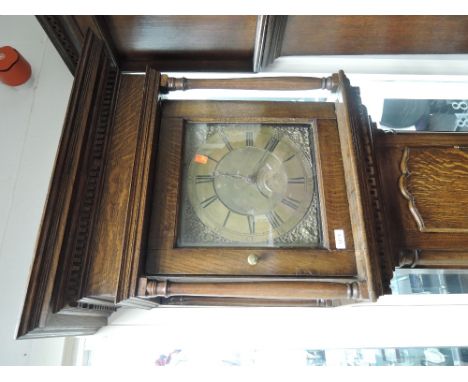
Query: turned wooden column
159 74 339 93
139 279 366 301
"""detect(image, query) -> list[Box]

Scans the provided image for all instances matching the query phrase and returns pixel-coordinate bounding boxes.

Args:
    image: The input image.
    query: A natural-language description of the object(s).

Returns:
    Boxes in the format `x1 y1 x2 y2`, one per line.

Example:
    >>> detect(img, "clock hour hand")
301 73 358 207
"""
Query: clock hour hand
249 151 270 180
250 135 280 178
214 171 254 184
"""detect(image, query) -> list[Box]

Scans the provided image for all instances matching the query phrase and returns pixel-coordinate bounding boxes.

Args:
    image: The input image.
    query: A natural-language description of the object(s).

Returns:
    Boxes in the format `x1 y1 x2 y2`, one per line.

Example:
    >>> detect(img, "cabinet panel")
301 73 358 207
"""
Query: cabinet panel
282 16 468 56
375 132 468 253
400 147 468 233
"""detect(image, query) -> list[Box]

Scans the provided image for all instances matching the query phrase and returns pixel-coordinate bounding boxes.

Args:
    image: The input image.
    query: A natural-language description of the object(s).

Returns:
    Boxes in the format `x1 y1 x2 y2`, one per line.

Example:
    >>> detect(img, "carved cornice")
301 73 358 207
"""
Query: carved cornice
335 72 394 296
59 65 118 312
17 31 120 338
37 16 120 75
36 16 81 74
358 109 394 294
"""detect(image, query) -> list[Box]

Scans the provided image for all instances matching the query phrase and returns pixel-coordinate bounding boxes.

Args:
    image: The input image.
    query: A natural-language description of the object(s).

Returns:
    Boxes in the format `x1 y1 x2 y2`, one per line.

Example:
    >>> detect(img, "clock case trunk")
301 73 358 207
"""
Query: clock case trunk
18 31 393 339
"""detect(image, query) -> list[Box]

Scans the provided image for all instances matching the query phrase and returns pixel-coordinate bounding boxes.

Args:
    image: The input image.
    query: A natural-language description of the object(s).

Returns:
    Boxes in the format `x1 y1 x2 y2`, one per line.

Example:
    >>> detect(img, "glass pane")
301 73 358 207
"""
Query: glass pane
380 99 468 131
79 334 468 366
177 123 322 248
391 269 468 294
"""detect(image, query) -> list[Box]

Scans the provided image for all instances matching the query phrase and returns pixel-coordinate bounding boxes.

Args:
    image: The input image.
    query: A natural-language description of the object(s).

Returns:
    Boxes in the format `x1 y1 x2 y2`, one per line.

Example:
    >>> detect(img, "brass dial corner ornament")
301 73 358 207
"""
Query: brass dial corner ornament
178 123 321 248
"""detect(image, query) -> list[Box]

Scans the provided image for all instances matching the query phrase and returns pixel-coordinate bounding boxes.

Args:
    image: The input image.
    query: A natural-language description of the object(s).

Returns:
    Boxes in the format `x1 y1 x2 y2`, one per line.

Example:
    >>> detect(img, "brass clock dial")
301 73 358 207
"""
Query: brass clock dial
179 124 320 247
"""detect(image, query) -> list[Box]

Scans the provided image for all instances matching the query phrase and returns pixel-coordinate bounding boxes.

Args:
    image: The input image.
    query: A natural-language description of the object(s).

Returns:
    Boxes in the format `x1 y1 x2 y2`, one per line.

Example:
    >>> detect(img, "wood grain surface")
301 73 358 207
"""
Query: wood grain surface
281 16 468 56
149 248 357 277
117 68 162 305
40 16 468 74
161 100 337 120
334 71 388 300
84 74 145 300
105 15 257 71
376 133 468 252
314 119 354 250
401 147 468 232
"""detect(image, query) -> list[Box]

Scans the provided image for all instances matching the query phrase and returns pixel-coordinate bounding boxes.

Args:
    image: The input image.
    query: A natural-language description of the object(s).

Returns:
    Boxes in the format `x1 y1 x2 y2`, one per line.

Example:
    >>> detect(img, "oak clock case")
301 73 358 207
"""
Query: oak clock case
17 35 387 338
19 16 468 340
145 100 356 278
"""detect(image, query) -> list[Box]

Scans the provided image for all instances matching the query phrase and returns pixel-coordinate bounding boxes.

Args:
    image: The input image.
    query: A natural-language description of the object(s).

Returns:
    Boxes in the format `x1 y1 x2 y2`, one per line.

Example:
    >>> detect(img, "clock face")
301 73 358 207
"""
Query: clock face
178 123 321 247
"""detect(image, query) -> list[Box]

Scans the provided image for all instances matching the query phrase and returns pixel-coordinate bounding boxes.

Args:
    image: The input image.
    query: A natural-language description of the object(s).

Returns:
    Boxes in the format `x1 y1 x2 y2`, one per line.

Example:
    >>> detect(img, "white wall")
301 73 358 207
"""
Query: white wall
0 15 73 365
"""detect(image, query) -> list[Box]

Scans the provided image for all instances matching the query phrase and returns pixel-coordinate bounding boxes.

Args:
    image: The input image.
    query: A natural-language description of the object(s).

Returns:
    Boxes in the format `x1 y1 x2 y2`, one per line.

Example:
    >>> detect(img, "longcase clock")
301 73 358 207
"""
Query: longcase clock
18 32 392 338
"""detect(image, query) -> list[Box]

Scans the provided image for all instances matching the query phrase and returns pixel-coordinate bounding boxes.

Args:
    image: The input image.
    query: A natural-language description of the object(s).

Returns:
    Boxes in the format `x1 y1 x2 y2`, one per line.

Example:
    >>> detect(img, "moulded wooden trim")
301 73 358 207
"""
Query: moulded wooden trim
92 16 121 68
399 147 427 232
54 42 120 313
375 132 468 148
399 249 468 269
253 16 288 72
117 67 162 304
120 57 255 73
17 31 119 339
253 15 268 73
334 70 392 299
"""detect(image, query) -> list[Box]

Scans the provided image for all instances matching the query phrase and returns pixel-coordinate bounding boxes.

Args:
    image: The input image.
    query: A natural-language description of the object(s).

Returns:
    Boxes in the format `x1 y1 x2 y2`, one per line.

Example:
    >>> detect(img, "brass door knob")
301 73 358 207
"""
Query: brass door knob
247 254 259 265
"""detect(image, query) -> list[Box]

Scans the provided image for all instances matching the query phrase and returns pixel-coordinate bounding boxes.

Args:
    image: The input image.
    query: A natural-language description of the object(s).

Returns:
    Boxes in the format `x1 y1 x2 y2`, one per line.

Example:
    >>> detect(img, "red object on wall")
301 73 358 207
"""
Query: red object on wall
0 46 32 86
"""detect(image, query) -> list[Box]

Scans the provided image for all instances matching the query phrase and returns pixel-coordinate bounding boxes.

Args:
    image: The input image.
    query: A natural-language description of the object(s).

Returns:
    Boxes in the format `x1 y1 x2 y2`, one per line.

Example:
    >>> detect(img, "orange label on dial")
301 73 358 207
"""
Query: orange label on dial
194 154 208 164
